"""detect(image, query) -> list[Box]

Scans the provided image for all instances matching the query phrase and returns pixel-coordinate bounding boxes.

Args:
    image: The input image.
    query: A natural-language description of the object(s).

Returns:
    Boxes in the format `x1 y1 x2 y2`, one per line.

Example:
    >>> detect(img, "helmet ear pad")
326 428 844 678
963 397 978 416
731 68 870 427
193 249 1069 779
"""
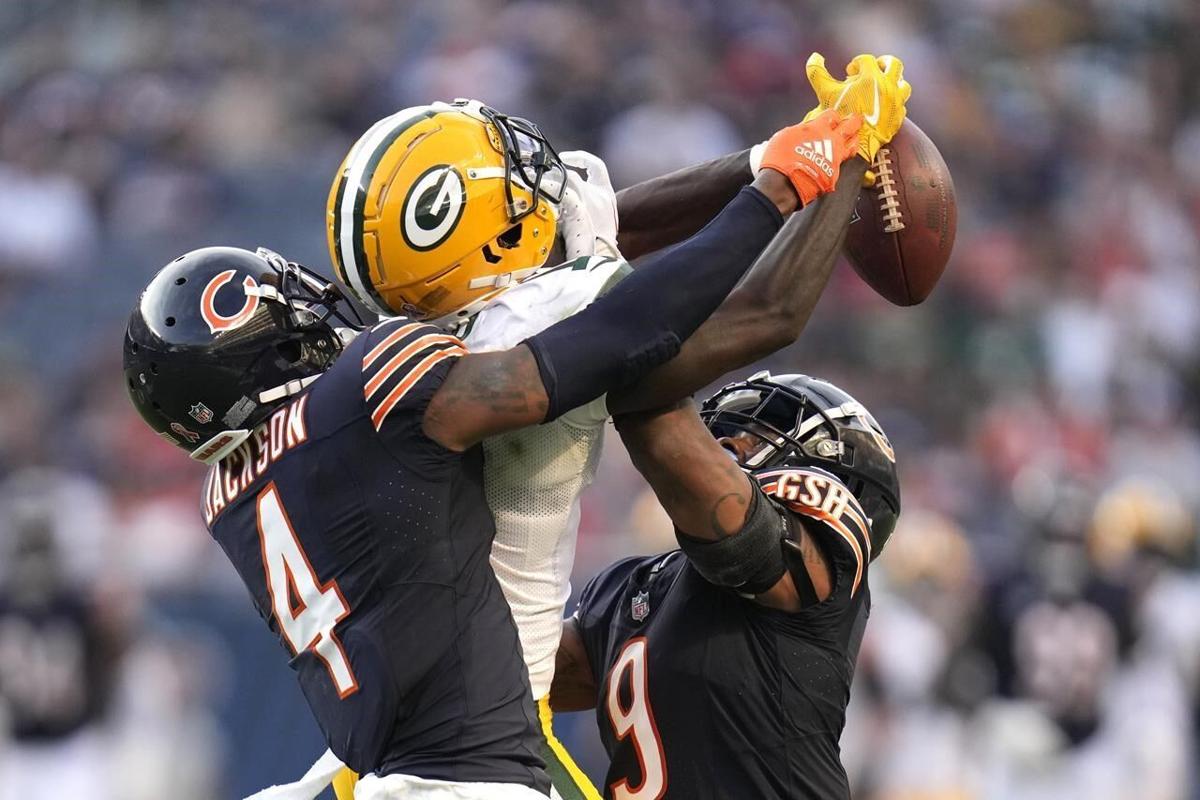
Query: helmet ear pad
859 491 899 554
790 425 901 559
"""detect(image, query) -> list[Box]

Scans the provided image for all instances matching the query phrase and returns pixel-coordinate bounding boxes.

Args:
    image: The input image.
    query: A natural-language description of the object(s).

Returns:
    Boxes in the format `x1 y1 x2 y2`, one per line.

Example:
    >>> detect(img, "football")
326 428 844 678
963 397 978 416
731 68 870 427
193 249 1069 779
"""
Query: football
844 119 957 306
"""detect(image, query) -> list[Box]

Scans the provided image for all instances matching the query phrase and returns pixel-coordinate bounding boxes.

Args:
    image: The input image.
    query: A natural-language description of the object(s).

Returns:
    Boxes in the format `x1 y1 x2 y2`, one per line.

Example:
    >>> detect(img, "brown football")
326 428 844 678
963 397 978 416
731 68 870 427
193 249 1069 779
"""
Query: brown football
844 119 957 306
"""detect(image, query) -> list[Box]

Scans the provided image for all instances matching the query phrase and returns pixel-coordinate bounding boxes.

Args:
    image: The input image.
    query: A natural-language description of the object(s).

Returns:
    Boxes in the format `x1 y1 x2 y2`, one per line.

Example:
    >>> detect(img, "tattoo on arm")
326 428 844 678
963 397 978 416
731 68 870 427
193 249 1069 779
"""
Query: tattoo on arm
799 531 822 568
422 347 549 451
708 492 748 539
616 400 756 544
791 521 833 601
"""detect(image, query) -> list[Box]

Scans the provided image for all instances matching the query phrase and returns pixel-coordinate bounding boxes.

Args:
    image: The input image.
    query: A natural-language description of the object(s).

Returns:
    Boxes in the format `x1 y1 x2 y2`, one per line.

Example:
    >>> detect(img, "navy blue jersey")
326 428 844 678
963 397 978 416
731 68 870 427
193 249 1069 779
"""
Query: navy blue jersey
204 318 546 789
0 593 111 742
573 467 873 800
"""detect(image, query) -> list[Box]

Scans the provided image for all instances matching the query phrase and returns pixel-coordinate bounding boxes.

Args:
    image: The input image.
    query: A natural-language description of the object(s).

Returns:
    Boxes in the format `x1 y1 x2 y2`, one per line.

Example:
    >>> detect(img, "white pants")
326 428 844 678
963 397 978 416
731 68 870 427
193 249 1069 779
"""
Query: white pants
355 773 549 800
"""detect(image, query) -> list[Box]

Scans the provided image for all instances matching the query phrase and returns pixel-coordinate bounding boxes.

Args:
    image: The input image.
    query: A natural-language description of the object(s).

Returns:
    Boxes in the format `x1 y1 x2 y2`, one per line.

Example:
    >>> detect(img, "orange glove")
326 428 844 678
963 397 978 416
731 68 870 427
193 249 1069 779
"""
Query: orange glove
758 109 862 206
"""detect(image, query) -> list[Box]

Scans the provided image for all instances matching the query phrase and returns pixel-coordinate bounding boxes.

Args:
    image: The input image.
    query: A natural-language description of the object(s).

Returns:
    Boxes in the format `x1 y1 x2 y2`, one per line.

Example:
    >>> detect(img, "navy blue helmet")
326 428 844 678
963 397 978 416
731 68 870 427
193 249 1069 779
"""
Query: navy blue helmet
123 246 363 463
701 371 901 554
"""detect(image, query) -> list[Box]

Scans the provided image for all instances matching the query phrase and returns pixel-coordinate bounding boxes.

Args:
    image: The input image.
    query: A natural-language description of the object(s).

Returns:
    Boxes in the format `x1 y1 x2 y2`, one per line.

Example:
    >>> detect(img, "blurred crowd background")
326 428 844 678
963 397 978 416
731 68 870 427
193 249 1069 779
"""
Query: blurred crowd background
0 0 1198 798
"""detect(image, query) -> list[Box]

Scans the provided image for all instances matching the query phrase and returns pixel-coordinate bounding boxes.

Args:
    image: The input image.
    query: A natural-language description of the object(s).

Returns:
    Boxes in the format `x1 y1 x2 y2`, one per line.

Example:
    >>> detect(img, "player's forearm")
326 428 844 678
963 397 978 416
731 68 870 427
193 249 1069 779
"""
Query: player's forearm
615 149 753 261
426 184 788 449
550 618 598 712
616 402 811 609
523 182 787 421
423 347 550 451
704 158 867 351
608 160 866 416
615 399 755 541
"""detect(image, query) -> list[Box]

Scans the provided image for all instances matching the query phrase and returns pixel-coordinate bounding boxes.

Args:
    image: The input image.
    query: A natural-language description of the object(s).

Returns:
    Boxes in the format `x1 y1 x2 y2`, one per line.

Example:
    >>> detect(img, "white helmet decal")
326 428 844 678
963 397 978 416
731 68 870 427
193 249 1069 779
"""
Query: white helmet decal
401 165 467 251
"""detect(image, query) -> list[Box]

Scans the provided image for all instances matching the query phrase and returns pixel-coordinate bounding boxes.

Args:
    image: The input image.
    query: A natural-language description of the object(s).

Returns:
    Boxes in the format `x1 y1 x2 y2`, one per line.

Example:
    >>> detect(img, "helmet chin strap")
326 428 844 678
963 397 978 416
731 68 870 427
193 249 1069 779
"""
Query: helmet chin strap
466 267 540 290
184 371 326 466
187 374 324 465
795 401 867 439
432 248 558 330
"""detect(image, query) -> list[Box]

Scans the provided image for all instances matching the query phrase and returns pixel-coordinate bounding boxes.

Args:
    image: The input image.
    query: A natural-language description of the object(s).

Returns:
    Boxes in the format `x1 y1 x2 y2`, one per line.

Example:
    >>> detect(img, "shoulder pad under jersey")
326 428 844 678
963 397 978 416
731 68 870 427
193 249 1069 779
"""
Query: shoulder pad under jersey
752 466 873 596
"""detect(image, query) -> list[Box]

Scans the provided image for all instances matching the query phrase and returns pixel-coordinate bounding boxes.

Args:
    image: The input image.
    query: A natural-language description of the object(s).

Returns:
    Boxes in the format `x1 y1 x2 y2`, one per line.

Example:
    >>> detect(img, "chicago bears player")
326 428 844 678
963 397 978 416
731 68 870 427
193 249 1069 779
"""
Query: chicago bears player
551 374 901 799
124 90 878 798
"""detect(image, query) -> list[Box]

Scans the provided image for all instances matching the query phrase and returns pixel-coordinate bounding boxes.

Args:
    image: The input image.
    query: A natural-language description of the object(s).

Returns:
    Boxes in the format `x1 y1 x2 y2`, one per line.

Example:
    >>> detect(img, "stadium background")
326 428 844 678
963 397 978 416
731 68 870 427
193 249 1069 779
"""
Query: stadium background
0 0 1198 797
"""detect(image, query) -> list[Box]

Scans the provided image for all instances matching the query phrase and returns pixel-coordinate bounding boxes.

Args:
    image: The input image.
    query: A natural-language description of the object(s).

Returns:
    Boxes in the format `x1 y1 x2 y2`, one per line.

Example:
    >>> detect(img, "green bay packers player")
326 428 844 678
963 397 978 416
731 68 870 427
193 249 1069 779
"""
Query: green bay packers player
254 52 909 800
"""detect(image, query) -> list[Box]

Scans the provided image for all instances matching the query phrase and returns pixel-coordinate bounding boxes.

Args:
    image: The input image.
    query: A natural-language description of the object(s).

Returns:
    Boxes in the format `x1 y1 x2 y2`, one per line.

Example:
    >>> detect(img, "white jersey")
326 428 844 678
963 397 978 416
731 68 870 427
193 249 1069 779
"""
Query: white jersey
460 254 627 699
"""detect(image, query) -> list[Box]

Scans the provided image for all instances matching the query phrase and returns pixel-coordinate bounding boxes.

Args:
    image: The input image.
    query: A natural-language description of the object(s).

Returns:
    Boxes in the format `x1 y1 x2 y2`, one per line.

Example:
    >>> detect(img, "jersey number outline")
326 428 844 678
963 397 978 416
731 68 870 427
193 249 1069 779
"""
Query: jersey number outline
606 637 667 800
256 482 359 698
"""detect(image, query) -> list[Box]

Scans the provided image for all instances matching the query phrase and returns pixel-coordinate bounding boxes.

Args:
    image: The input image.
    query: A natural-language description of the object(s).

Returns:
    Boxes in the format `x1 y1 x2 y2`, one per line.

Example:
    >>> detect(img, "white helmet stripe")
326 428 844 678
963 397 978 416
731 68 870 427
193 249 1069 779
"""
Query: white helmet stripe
794 401 864 439
336 105 440 317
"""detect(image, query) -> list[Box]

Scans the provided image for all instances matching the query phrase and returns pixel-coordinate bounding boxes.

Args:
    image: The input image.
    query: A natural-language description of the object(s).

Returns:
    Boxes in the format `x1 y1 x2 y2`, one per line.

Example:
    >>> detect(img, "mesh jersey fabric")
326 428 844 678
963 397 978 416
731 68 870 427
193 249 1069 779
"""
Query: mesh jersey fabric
460 254 626 698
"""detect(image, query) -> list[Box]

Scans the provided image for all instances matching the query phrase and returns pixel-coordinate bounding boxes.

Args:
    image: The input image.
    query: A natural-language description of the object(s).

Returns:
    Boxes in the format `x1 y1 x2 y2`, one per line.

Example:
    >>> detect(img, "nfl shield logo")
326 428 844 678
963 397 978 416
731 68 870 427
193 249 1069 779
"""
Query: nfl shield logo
631 590 650 622
189 403 214 424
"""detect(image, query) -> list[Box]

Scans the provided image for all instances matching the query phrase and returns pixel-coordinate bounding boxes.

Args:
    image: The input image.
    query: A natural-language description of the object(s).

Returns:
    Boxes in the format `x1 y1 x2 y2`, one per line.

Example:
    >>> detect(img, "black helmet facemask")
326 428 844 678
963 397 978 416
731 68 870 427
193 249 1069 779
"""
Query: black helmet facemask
253 247 365 338
700 371 902 556
703 382 850 470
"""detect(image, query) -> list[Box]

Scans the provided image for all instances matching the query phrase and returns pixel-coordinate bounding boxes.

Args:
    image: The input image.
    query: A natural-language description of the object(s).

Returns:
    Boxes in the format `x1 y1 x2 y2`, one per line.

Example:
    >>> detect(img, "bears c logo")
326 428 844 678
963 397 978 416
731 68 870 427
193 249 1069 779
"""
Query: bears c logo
200 269 260 334
401 165 466 251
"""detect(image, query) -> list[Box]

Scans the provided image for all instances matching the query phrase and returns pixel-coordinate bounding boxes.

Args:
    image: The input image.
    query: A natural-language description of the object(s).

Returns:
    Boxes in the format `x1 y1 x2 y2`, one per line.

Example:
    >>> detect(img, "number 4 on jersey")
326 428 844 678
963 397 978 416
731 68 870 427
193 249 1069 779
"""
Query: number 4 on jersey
257 483 359 698
607 637 667 800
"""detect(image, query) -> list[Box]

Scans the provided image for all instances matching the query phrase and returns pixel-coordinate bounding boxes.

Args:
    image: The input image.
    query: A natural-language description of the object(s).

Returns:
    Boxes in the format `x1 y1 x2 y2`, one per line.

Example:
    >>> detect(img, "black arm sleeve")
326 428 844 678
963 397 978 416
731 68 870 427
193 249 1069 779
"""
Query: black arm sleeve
675 483 789 596
524 186 783 419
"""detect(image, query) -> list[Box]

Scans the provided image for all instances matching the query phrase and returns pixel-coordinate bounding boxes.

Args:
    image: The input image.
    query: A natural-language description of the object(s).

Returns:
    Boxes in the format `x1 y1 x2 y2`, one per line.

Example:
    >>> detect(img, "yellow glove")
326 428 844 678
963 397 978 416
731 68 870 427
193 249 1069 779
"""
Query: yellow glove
803 53 911 164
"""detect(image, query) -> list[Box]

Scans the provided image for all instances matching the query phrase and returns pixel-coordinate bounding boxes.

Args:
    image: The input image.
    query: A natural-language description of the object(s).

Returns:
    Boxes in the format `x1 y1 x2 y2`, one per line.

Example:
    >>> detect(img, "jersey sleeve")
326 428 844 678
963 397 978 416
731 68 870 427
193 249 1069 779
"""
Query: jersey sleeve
752 467 874 599
464 256 627 429
572 555 648 679
359 317 466 445
463 255 629 351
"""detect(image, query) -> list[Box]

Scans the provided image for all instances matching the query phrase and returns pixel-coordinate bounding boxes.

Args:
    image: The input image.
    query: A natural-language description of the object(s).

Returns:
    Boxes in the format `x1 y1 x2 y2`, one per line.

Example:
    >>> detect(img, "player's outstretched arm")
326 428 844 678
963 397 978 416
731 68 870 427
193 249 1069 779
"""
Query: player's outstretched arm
608 55 912 415
608 155 868 416
422 169 799 451
615 149 753 261
614 399 830 612
616 52 910 265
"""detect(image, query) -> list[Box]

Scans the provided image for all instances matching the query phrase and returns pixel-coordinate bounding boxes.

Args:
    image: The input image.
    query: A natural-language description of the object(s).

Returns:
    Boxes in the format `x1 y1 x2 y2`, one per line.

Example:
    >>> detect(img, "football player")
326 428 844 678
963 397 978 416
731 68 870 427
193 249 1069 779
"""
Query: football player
551 373 901 799
123 73 884 799
297 54 908 800
283 55 909 800
538 54 912 799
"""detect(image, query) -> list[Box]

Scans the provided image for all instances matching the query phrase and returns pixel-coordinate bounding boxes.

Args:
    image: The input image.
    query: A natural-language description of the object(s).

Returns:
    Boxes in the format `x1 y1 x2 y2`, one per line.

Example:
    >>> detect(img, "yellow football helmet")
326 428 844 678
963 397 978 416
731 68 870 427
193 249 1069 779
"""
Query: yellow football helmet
326 99 565 322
